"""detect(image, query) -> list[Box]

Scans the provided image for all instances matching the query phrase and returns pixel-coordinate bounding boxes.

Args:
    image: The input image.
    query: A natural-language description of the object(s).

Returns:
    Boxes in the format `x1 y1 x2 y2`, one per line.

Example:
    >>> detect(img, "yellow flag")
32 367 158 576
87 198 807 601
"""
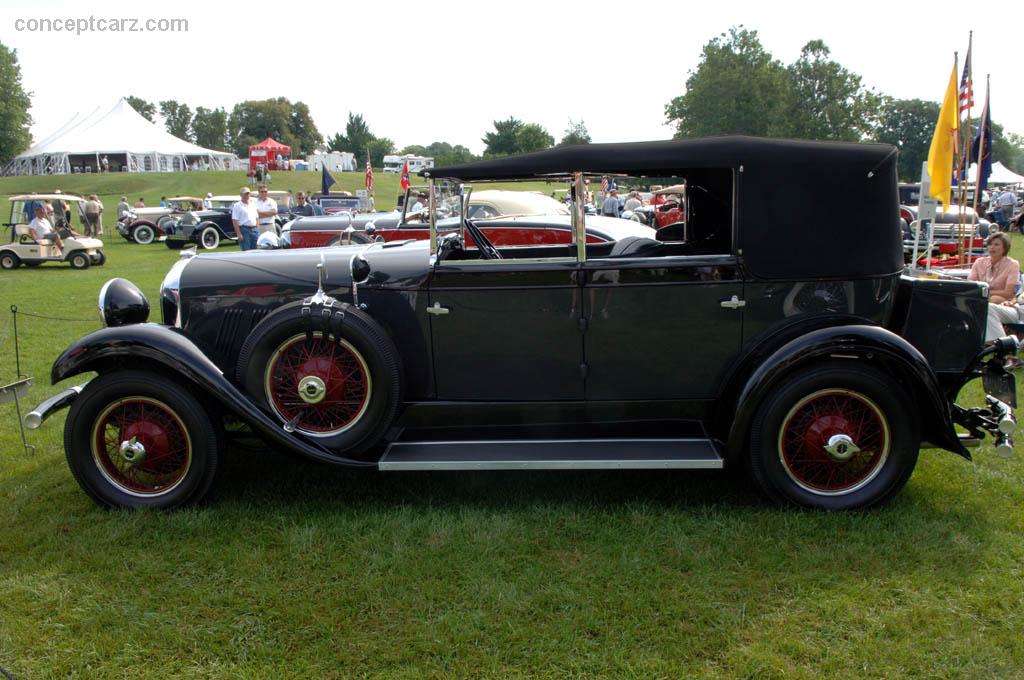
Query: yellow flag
927 63 959 207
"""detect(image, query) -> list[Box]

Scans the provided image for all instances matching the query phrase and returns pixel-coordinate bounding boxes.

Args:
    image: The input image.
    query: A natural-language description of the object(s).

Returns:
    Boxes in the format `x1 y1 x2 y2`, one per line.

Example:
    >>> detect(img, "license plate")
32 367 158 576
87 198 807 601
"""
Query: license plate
983 367 1017 408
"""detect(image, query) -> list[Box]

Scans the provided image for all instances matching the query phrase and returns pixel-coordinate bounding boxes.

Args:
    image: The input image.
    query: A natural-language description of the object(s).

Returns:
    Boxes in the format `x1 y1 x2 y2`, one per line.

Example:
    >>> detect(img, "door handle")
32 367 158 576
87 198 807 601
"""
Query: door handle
720 295 746 309
427 302 450 316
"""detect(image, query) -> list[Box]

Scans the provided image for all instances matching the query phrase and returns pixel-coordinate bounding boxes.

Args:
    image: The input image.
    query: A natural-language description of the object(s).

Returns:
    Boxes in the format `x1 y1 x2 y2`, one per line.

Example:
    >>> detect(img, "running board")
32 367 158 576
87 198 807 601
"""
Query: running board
378 438 724 471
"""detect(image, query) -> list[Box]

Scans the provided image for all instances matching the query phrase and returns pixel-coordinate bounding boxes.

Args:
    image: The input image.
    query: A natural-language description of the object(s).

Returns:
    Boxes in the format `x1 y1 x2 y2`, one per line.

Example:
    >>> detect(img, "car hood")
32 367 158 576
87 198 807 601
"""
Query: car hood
178 240 432 298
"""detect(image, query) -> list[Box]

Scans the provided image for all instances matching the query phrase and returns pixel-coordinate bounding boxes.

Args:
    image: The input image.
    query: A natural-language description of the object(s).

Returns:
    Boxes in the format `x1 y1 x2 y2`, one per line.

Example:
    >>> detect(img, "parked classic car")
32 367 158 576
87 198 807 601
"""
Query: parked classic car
117 197 204 245
283 189 654 248
26 137 1020 511
1 193 106 269
162 208 238 250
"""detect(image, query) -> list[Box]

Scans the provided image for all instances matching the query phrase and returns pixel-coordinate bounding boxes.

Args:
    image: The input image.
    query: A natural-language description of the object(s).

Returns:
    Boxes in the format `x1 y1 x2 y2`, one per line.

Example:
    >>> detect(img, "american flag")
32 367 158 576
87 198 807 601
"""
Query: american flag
364 159 374 193
600 177 608 194
958 39 973 118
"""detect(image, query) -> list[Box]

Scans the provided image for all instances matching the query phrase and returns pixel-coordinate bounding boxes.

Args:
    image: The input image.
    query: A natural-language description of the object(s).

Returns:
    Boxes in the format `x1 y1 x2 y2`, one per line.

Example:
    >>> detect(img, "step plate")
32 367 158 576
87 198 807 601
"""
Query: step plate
379 438 723 471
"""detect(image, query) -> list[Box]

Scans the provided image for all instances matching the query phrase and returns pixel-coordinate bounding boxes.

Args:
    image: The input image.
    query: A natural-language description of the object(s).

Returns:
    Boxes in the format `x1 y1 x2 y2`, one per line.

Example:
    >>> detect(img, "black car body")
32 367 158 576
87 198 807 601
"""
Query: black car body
27 136 1020 511
163 209 238 250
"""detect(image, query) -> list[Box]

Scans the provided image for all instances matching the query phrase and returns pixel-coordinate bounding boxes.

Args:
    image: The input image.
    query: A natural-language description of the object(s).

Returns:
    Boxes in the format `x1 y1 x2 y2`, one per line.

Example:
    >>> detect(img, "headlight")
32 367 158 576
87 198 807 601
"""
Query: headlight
98 278 149 327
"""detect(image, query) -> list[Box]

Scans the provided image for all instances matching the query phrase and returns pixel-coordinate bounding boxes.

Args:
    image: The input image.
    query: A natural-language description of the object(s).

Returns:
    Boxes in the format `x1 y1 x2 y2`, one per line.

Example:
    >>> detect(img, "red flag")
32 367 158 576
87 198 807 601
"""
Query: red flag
400 161 410 191
365 159 374 193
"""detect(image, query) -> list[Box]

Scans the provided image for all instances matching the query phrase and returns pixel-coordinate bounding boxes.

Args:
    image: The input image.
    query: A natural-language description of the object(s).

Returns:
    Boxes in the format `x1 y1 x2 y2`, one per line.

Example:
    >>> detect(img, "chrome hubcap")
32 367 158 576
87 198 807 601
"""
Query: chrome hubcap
119 436 147 465
297 376 326 404
823 434 860 462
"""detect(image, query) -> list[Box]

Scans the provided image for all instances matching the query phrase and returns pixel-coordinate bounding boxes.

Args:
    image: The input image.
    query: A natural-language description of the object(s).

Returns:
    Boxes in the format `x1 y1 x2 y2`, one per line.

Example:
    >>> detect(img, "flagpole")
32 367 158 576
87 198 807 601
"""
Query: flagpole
958 32 974 265
970 75 990 230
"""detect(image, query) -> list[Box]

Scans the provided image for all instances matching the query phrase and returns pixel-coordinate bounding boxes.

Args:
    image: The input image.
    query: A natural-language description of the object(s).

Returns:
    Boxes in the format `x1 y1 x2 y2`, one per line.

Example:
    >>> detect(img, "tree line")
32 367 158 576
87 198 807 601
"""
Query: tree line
0 34 1020 176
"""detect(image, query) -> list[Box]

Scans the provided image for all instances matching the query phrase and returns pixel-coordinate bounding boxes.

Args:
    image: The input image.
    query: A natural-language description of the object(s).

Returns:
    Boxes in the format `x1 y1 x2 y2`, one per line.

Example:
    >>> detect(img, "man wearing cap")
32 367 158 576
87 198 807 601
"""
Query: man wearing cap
254 184 278 234
232 187 260 251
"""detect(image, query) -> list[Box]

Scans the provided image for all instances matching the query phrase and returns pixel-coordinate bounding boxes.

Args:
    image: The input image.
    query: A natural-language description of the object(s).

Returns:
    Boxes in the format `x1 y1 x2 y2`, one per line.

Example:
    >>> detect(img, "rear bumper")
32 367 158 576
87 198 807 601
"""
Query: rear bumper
24 381 89 429
952 337 1020 456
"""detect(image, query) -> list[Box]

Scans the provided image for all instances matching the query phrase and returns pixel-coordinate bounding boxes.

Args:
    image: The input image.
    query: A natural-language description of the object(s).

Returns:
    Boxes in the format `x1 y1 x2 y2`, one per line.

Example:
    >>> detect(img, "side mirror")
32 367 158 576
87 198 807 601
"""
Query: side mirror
350 253 371 284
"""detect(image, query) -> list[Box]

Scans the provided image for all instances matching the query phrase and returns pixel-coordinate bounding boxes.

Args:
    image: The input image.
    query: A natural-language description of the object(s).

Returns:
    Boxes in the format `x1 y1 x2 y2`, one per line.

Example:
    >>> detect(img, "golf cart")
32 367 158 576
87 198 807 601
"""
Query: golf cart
1 193 106 270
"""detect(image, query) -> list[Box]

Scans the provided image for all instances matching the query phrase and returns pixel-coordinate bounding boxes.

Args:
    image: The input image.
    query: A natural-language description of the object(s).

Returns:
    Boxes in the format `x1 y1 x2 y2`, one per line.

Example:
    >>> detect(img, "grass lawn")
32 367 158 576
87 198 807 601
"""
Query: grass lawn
1 172 1023 678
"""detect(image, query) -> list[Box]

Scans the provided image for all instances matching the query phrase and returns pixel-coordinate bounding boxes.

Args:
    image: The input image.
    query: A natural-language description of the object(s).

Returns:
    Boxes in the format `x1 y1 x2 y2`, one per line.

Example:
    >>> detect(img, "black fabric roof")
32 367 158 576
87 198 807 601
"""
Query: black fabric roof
423 136 903 280
421 136 896 182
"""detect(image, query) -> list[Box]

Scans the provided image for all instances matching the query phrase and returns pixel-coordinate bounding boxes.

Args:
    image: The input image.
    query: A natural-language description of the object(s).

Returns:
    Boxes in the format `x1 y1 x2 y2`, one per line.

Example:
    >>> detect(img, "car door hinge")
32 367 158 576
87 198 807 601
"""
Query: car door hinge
580 363 588 379
578 316 588 333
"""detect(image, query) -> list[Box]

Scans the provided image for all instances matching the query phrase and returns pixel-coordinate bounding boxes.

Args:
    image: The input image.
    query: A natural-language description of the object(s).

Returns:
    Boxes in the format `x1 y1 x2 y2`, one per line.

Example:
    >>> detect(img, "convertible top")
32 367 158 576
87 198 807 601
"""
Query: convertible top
423 136 903 280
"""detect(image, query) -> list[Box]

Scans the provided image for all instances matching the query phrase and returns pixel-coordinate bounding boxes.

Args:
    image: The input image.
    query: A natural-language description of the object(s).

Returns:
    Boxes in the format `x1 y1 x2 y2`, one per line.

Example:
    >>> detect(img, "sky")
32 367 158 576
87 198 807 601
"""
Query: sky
2 0 1019 156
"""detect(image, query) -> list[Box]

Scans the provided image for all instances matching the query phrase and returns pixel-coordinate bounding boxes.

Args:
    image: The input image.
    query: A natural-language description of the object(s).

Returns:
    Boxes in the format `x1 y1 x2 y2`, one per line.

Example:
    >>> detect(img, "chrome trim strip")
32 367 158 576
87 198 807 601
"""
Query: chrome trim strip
380 458 724 471
573 171 586 264
390 437 711 446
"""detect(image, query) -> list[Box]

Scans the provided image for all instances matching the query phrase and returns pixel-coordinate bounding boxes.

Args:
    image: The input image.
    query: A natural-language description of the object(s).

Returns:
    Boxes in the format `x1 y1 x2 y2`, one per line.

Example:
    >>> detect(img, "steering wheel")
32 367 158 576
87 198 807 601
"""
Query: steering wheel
464 219 502 260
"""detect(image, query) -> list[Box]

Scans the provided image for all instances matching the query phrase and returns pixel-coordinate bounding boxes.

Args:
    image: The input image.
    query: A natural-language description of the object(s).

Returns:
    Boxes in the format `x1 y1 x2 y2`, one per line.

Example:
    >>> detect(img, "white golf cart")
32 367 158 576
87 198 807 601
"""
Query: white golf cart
1 193 106 270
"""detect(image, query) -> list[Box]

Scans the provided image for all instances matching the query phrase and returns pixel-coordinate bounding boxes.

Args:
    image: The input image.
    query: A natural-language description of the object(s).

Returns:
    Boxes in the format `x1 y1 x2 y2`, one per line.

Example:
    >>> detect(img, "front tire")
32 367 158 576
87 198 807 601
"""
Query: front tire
748 363 919 510
68 252 91 269
64 371 220 509
132 224 156 245
236 302 401 454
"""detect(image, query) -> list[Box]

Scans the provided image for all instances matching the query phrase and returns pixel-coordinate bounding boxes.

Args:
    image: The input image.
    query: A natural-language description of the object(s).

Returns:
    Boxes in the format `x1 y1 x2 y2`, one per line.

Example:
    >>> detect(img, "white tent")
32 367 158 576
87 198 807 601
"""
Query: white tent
966 161 1024 186
4 98 237 175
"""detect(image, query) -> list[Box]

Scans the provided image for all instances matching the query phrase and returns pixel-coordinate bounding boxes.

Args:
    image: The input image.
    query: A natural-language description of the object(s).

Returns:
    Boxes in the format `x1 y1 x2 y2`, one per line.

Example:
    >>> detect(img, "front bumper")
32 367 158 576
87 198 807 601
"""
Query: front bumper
24 382 89 429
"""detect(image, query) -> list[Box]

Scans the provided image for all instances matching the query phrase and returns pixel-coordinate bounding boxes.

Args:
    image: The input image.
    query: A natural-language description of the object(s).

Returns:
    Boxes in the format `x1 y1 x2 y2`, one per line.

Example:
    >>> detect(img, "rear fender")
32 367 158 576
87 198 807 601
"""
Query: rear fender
51 323 373 467
726 324 967 461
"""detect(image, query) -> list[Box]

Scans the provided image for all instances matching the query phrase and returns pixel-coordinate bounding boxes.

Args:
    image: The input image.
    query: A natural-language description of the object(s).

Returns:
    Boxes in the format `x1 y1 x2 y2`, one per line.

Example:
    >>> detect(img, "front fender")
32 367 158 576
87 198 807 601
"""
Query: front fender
727 324 967 460
52 323 374 467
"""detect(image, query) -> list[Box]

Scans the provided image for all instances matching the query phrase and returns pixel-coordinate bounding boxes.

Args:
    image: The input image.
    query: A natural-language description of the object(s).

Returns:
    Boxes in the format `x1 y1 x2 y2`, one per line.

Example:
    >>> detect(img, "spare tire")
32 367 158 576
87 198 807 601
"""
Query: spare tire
236 301 401 454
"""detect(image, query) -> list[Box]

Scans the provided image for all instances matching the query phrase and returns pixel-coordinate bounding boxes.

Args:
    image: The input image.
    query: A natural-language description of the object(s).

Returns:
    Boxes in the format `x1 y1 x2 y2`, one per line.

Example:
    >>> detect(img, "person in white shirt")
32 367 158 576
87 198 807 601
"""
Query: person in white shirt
254 185 278 234
203 192 213 210
231 187 260 251
623 191 643 212
29 206 64 250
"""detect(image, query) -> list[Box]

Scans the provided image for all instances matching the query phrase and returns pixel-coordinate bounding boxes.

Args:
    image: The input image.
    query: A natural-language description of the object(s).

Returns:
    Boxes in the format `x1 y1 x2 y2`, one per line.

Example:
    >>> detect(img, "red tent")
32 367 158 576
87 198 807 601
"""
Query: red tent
248 137 292 172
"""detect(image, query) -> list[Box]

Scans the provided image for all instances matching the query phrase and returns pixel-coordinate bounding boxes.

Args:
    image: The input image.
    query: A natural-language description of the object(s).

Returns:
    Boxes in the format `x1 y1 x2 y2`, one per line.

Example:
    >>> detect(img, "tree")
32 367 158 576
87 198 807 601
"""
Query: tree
327 113 377 163
482 118 523 156
515 123 554 153
665 27 790 138
160 100 193 141
401 142 478 166
785 40 880 141
0 43 32 164
126 95 156 122
227 98 321 157
874 98 940 181
366 138 396 168
1001 132 1024 174
559 119 591 146
192 107 229 151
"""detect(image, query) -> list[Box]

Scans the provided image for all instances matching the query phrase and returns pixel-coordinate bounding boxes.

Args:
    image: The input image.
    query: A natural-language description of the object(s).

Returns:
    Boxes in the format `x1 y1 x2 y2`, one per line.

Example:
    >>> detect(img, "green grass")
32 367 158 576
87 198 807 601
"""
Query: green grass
1 172 1024 678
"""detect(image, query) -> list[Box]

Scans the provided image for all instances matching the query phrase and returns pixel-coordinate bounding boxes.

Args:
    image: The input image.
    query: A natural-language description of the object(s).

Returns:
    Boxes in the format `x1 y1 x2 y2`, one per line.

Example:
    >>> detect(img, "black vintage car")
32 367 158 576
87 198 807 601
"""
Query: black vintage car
162 209 238 250
25 137 1020 511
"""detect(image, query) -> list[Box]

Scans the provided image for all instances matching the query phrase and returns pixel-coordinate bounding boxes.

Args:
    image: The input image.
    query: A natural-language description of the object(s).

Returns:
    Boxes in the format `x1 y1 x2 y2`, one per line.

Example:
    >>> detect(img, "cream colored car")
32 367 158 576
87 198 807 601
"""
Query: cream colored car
1 194 105 270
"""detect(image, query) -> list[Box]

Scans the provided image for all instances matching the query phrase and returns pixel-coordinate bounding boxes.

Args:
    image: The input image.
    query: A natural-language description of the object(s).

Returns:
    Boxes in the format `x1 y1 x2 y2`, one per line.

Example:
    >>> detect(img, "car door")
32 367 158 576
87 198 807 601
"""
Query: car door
581 254 744 400
427 258 584 400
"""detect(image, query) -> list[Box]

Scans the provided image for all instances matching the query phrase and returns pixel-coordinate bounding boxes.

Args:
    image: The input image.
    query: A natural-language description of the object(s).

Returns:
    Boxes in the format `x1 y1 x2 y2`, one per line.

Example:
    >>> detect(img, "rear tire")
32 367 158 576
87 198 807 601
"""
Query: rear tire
132 224 155 245
68 252 90 269
199 225 221 250
748 363 919 510
93 251 106 266
64 371 220 509
236 302 401 454
0 252 20 269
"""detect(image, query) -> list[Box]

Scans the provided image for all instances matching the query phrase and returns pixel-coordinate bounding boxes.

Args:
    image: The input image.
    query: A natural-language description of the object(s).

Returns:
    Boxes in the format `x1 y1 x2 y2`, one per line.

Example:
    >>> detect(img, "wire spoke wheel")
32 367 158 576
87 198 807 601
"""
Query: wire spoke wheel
90 396 192 497
264 333 372 437
778 388 889 496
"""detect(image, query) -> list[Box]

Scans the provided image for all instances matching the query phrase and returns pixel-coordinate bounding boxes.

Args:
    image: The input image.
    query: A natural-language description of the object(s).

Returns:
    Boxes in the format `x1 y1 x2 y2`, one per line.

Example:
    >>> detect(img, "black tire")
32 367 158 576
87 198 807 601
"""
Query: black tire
93 251 106 266
748 363 919 510
0 251 20 269
165 239 186 250
68 252 91 269
132 224 156 245
236 301 401 453
199 224 221 250
64 370 220 509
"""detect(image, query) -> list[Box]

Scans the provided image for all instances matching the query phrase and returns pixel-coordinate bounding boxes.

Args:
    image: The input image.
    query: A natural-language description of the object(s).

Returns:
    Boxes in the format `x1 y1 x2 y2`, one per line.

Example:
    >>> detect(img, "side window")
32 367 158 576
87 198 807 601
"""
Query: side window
468 204 499 219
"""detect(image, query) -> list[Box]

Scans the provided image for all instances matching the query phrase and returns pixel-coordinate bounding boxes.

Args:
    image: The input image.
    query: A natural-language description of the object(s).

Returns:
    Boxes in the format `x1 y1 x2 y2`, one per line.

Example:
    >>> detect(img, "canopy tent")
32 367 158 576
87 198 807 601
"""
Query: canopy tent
3 98 237 176
248 137 291 172
966 161 1024 185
